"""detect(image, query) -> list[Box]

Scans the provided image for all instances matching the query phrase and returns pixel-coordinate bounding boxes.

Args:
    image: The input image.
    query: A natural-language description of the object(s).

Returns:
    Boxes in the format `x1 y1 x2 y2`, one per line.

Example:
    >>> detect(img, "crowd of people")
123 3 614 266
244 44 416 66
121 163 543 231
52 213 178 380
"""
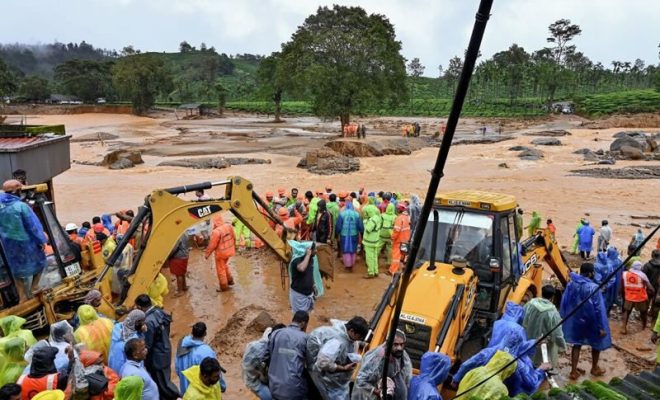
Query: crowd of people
2 177 660 399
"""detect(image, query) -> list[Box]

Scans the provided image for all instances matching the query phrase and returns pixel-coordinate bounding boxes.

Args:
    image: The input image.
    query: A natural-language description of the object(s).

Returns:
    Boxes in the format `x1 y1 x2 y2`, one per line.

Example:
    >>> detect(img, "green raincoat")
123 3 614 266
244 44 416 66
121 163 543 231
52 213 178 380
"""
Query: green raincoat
114 375 144 400
0 316 37 349
0 336 27 386
527 211 541 237
523 298 566 367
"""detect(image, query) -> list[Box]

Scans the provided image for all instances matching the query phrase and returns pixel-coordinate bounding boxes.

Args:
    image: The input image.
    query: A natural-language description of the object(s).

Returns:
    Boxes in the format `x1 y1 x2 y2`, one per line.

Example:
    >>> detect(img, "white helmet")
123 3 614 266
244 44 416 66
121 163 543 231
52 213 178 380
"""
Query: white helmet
65 223 78 232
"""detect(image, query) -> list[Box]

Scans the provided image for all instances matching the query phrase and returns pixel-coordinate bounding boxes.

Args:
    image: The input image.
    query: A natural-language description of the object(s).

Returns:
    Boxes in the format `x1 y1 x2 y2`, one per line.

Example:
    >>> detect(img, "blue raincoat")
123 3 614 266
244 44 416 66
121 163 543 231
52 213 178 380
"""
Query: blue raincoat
487 302 526 348
408 352 451 400
453 320 543 396
288 240 324 298
108 323 142 373
606 248 623 306
594 252 616 312
560 272 612 351
335 202 363 254
102 214 115 234
175 335 219 393
0 192 47 278
577 223 595 252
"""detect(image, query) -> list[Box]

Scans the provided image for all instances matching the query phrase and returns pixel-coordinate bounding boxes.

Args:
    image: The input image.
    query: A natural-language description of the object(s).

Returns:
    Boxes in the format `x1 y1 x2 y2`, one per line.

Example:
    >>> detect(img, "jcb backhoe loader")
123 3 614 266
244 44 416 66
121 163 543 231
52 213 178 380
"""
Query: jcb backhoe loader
364 190 572 382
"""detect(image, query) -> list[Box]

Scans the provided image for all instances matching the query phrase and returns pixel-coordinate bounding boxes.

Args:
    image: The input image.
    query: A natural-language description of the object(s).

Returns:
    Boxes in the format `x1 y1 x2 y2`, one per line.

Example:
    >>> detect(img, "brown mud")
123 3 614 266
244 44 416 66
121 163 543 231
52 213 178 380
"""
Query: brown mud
14 111 659 398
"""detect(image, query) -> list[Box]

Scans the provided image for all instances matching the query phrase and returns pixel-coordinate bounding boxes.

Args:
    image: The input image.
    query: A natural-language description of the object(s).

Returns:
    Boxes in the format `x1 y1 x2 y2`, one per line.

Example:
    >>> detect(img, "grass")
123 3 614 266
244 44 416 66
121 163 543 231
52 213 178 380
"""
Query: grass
575 89 660 116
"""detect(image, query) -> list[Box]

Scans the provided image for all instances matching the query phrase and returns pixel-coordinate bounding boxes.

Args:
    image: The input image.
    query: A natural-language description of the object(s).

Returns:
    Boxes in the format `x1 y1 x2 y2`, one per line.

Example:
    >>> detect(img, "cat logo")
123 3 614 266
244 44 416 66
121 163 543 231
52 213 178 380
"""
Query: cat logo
188 204 222 219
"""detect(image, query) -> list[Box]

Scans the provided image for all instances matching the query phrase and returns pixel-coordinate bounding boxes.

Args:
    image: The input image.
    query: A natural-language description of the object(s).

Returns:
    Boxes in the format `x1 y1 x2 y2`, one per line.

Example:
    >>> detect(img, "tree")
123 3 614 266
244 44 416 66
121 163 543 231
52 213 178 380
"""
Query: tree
54 59 114 102
112 54 172 115
179 41 193 53
437 64 443 79
200 42 208 52
546 19 582 65
121 45 138 56
215 81 227 115
407 57 425 78
256 52 288 122
0 57 17 97
279 5 407 128
492 44 530 104
19 75 50 101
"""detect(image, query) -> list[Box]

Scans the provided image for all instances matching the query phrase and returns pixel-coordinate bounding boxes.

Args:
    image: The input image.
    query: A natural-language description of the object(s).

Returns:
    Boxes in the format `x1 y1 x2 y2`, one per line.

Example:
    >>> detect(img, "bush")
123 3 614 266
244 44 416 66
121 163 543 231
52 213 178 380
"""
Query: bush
576 89 660 115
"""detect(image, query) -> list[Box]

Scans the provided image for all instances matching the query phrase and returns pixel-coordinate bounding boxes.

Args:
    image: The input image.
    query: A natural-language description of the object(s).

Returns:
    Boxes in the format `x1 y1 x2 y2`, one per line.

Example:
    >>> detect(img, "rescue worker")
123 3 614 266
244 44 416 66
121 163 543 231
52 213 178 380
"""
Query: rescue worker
65 223 83 245
182 357 223 400
289 244 317 314
69 290 107 332
487 302 525 348
326 194 340 233
232 218 252 250
147 272 169 308
120 338 158 400
523 285 566 368
306 317 369 400
408 195 422 235
561 263 611 380
607 247 624 313
389 205 410 275
363 207 383 279
268 311 309 400
652 311 660 365
351 330 412 400
515 208 524 239
598 220 612 252
642 249 660 319
264 192 275 210
378 204 396 266
335 202 364 270
176 322 220 394
167 235 190 296
18 345 72 399
47 321 74 368
578 220 596 259
73 304 113 366
407 352 451 400
135 294 180 399
313 200 332 244
0 383 21 400
86 216 111 243
621 261 654 334
114 375 144 400
0 337 27 387
109 309 146 373
205 214 236 292
378 192 392 214
594 251 617 313
0 180 47 300
456 350 517 399
287 188 299 207
571 218 586 255
525 211 541 237
79 350 121 400
242 325 285 400
0 316 36 349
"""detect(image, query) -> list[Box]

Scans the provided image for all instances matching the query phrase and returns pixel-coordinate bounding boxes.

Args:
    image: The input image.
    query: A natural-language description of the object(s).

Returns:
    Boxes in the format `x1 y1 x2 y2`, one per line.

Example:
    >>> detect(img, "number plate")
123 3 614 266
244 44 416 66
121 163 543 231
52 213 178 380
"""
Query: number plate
64 262 82 277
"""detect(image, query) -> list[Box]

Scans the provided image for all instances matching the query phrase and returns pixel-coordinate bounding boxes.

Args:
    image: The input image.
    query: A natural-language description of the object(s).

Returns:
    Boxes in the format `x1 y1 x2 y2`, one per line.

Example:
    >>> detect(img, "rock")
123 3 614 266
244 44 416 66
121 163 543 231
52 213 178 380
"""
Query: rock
524 129 571 137
571 165 660 179
612 131 656 151
583 150 600 162
610 134 653 153
518 148 544 160
595 149 605 156
453 135 514 145
509 145 531 152
225 157 271 165
102 149 143 166
498 163 509 168
245 311 276 334
298 148 360 175
619 145 644 160
158 157 271 169
109 158 134 170
597 159 616 165
325 138 425 157
531 138 561 146
573 148 592 154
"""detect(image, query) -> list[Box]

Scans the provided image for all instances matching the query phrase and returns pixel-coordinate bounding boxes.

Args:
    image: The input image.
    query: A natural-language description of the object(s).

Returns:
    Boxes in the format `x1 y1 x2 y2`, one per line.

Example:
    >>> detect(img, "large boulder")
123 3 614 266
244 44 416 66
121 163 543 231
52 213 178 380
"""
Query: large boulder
298 148 359 175
531 138 561 146
583 150 600 162
619 145 644 160
102 149 143 166
325 138 425 157
509 145 532 152
518 148 544 160
109 158 134 170
611 131 656 152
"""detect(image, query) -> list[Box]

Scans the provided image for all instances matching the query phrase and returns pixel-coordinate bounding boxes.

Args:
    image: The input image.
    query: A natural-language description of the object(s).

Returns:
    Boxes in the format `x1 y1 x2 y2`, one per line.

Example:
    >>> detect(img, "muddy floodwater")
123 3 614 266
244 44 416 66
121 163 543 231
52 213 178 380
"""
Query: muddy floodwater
24 111 660 397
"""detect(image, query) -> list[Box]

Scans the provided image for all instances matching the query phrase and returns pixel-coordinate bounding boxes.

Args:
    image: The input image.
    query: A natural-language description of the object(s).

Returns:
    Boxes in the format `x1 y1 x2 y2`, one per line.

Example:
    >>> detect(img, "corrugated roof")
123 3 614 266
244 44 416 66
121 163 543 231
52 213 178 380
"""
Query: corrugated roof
0 135 69 153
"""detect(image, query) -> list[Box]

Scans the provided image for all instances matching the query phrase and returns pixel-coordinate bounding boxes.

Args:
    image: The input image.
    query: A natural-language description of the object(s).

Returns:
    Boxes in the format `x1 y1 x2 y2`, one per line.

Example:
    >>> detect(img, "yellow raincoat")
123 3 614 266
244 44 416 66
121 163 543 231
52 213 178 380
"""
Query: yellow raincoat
114 376 144 400
456 350 517 399
0 336 27 386
0 316 37 349
182 365 222 400
73 305 114 361
148 272 169 308
31 390 65 400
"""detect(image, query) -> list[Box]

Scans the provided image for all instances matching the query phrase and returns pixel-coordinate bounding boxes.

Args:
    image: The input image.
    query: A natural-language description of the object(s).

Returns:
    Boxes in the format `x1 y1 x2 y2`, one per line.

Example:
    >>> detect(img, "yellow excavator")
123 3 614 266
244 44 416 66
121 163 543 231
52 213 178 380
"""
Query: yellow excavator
1 177 333 327
364 190 572 385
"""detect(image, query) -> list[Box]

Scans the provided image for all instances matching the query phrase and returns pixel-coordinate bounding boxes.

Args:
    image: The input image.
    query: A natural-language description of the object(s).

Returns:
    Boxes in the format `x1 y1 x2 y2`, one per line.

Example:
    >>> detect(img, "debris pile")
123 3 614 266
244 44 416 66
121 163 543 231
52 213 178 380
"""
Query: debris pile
298 148 360 175
325 138 425 157
158 157 271 169
102 149 144 170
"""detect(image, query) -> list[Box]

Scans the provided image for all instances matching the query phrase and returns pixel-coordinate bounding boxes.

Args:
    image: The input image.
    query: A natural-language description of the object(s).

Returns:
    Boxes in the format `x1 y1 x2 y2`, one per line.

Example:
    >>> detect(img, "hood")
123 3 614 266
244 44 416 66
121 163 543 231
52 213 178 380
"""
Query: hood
501 301 524 324
368 196 376 205
529 297 557 313
212 214 224 228
330 319 350 341
419 352 451 385
0 315 26 336
181 335 205 349
364 207 378 218
31 391 65 400
77 304 100 326
0 192 19 205
114 375 144 400
410 195 421 207
79 350 103 367
49 320 73 344
3 336 27 362
182 365 217 396
30 346 59 377
318 199 327 212
596 252 608 266
101 214 114 231
385 203 395 215
569 271 593 285
531 211 539 218
606 247 620 261
288 240 313 260
486 350 517 380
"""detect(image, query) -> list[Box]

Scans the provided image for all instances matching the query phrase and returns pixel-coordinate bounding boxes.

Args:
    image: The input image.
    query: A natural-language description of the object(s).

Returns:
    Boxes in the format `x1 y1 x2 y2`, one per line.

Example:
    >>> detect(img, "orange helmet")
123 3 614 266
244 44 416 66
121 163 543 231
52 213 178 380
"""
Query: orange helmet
278 207 289 218
265 191 274 199
277 187 286 196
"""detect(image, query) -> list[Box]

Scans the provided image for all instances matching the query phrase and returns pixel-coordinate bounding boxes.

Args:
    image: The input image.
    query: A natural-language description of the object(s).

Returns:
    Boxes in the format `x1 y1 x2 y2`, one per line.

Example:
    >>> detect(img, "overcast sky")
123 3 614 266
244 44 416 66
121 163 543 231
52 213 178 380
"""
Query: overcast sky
2 0 658 76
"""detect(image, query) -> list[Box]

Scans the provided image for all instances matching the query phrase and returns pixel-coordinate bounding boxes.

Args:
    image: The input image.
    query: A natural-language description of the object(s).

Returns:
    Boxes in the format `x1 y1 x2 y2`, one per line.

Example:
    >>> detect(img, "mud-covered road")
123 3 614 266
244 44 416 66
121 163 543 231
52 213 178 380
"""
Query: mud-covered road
21 111 660 397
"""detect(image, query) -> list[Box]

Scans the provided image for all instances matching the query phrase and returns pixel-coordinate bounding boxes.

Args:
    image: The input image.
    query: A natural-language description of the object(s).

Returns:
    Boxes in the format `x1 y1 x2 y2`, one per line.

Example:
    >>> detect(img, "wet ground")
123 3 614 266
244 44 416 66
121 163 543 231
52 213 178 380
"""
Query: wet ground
20 111 660 397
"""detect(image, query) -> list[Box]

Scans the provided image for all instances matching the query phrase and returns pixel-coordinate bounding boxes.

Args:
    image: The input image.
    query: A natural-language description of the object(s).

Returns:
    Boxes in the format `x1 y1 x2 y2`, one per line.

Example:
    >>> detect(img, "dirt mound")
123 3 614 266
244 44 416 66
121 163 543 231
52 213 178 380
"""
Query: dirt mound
524 129 571 137
158 157 271 169
71 132 119 143
211 305 276 358
570 165 660 179
101 149 143 169
581 113 660 129
298 148 360 175
325 138 425 157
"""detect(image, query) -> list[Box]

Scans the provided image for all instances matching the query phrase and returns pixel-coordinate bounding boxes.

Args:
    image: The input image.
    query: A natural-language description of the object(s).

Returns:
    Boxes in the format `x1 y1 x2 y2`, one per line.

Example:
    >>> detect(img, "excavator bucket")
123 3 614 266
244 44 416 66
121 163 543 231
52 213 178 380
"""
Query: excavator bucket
315 243 335 280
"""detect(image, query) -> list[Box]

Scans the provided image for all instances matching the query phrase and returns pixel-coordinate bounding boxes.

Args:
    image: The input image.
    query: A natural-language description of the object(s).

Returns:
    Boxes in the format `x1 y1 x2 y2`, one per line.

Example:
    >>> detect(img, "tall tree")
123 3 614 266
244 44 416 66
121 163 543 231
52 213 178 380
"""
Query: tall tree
546 19 582 65
19 75 50 101
279 5 407 128
179 41 193 53
407 57 425 78
112 54 172 115
256 52 288 122
54 59 114 102
0 58 17 97
215 81 227 115
492 44 530 104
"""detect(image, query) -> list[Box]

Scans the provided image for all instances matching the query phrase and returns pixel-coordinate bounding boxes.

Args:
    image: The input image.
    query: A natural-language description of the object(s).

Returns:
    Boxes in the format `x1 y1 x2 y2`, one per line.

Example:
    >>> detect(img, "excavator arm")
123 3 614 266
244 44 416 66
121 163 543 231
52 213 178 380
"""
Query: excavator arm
97 176 297 318
520 228 572 287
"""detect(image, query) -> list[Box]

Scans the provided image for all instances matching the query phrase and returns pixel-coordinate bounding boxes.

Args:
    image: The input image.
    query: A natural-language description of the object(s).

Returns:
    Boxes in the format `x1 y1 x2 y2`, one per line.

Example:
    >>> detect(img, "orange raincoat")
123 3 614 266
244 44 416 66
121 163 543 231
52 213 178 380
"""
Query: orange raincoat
205 214 236 290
